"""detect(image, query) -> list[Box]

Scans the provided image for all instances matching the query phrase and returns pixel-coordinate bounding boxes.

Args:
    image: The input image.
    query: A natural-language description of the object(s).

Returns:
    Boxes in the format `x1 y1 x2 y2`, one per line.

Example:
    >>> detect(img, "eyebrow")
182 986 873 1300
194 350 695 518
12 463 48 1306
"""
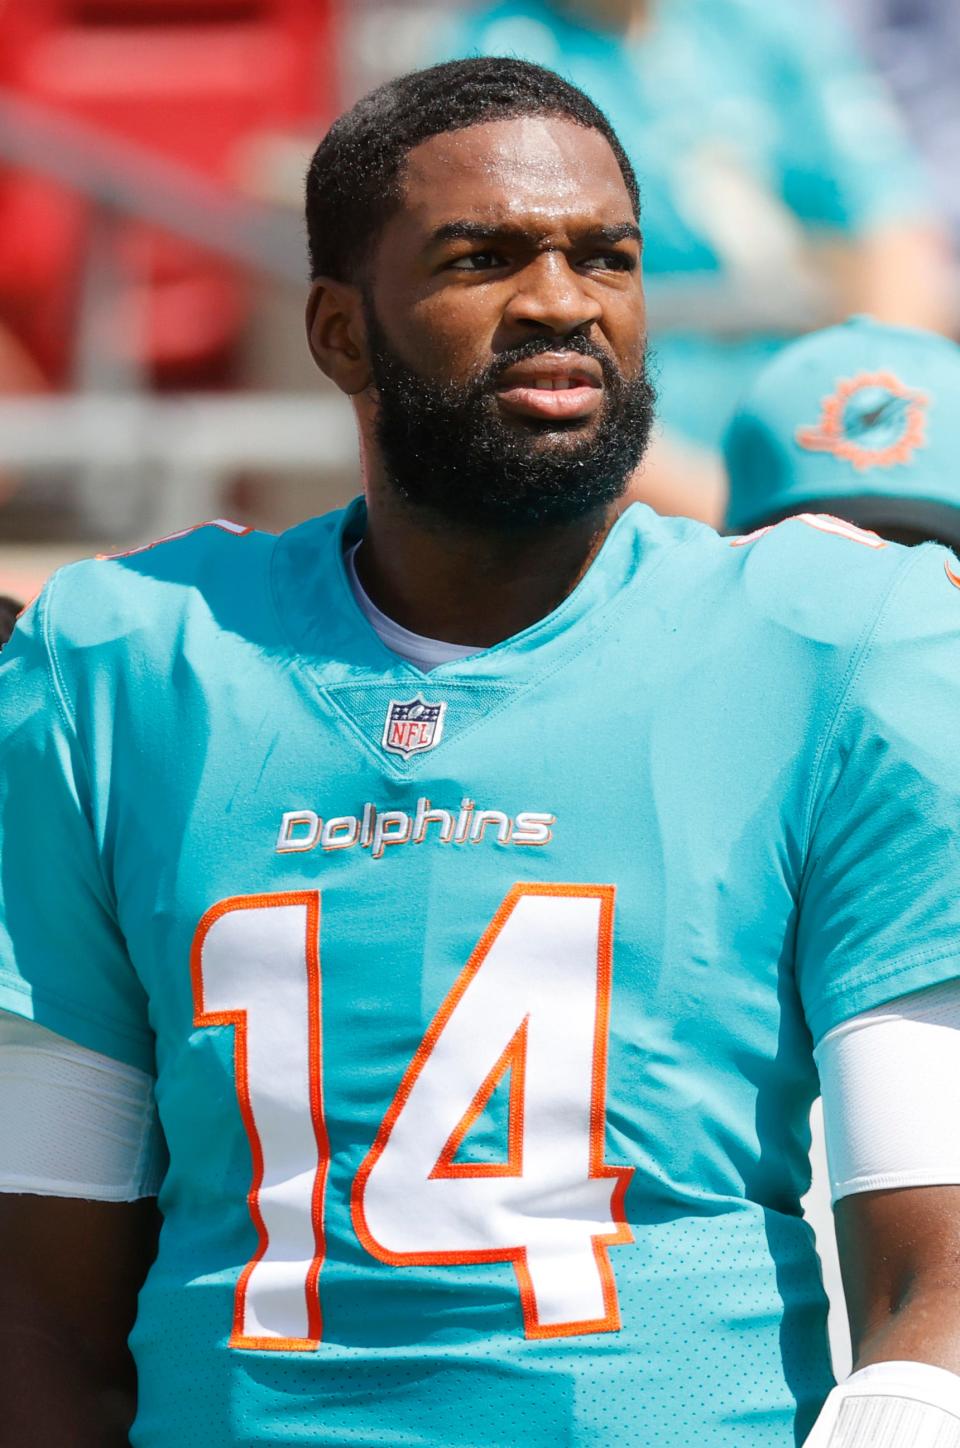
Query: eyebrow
429 220 642 246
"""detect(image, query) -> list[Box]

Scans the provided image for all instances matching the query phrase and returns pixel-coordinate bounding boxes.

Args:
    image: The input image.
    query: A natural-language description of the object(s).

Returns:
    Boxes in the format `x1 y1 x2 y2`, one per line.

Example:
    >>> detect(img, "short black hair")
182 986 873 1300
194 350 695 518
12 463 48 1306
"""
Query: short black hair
306 57 640 283
0 595 22 650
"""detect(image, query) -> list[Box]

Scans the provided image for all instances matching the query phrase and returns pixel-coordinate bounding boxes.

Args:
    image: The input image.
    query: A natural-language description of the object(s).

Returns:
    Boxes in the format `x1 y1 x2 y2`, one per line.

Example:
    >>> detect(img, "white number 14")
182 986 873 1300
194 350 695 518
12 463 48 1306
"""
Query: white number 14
192 884 633 1351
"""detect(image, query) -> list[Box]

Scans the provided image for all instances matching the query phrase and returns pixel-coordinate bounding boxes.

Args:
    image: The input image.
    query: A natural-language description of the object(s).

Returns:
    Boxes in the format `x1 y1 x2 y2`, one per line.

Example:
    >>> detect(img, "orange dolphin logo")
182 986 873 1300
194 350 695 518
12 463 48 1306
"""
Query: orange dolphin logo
946 558 960 590
796 371 929 471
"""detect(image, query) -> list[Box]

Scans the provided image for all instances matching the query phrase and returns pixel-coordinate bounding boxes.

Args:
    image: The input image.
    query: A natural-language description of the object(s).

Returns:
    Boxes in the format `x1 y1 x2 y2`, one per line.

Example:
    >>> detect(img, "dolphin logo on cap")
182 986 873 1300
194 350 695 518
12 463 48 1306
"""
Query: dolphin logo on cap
796 371 929 472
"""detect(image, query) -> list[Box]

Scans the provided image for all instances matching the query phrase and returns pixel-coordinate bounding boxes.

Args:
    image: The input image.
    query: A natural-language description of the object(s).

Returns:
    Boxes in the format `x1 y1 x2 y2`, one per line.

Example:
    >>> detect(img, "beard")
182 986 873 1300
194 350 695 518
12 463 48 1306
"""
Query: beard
364 302 656 530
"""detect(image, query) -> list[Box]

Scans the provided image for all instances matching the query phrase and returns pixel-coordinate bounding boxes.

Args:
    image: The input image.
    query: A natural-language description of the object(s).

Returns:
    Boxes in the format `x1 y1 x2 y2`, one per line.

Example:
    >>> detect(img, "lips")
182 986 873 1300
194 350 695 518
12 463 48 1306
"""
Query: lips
495 353 604 422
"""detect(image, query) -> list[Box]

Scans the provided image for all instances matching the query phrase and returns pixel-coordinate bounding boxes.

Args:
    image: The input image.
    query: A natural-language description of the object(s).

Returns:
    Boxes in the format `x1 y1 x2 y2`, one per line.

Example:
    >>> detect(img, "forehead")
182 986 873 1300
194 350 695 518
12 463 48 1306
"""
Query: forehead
395 115 636 240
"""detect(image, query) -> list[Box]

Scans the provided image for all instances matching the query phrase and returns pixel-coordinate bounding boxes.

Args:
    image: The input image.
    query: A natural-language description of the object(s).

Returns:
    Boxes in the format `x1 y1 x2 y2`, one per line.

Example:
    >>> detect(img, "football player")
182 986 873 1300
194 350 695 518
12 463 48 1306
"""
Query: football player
2 59 960 1448
724 315 960 551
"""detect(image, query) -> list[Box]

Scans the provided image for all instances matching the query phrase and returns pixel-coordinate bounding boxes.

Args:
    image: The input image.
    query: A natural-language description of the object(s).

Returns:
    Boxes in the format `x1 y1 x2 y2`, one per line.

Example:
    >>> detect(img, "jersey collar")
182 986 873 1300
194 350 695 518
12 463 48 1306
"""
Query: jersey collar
271 496 682 684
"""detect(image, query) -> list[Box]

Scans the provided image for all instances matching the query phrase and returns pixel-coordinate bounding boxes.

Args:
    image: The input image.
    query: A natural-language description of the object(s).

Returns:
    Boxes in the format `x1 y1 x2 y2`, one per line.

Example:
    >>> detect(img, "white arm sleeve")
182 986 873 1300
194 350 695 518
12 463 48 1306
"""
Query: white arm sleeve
0 1010 165 1200
804 1361 960 1448
815 978 960 1204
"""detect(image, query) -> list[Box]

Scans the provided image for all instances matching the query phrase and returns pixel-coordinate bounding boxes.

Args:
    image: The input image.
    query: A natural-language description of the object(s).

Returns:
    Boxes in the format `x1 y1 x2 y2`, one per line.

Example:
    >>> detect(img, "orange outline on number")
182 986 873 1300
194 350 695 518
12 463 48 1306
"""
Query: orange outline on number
191 891 329 1352
430 1016 529 1179
351 882 634 1340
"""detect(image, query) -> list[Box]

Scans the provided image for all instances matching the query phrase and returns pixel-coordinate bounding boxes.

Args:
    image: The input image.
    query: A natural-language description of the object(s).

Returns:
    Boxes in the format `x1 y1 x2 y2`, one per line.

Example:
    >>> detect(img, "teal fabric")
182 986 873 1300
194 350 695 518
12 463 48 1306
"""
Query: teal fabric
440 0 932 446
2 504 960 1446
724 316 960 530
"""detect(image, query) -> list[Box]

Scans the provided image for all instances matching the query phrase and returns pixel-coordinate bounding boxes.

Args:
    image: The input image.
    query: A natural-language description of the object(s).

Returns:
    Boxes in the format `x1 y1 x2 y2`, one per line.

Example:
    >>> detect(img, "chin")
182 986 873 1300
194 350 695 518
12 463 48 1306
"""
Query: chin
508 418 602 446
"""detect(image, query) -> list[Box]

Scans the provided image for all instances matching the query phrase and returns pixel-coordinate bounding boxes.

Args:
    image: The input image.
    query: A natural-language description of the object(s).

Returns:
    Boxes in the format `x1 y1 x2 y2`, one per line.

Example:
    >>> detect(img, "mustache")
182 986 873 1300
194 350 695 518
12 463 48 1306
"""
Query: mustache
472 334 625 399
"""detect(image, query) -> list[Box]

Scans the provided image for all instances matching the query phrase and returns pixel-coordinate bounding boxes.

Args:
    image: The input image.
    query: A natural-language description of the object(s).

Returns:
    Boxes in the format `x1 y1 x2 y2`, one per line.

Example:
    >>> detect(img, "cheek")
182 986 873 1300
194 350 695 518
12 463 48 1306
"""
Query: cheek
607 292 647 369
384 284 501 384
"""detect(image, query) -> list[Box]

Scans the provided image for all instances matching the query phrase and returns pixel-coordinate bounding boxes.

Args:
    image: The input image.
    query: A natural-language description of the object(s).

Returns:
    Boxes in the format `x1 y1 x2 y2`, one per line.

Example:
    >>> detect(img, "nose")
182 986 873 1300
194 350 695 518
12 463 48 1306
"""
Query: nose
503 252 603 338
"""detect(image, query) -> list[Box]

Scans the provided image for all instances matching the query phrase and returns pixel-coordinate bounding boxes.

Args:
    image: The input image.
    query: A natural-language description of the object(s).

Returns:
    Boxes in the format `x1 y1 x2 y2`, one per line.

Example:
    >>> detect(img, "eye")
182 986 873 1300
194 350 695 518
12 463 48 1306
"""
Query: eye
581 252 637 272
446 251 505 272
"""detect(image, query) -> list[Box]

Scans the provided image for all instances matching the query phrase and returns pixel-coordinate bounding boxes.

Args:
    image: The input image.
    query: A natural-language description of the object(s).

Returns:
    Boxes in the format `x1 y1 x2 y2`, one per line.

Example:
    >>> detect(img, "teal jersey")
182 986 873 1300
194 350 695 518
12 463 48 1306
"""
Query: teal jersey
440 0 933 445
3 502 960 1447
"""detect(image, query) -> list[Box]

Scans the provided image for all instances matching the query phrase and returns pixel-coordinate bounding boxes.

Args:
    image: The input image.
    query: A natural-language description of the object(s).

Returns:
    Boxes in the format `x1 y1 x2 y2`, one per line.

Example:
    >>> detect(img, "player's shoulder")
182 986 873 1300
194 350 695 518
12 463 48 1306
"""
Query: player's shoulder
2 518 283 702
715 511 960 667
715 511 915 643
37 518 275 656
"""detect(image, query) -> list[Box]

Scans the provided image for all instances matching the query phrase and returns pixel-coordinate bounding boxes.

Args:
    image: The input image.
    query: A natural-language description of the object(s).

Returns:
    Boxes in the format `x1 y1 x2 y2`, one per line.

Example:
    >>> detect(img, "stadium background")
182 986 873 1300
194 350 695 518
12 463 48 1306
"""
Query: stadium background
3 0 959 1382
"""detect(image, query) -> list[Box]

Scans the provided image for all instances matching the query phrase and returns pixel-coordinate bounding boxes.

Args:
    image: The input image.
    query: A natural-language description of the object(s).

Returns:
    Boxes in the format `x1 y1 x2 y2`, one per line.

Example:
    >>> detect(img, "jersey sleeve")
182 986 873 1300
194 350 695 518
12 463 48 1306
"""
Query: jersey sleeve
0 582 154 1072
797 545 960 1044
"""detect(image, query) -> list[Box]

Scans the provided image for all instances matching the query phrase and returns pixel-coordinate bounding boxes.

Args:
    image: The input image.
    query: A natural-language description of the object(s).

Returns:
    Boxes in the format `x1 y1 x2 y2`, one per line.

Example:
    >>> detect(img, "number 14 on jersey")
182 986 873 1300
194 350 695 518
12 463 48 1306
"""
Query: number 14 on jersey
192 883 634 1350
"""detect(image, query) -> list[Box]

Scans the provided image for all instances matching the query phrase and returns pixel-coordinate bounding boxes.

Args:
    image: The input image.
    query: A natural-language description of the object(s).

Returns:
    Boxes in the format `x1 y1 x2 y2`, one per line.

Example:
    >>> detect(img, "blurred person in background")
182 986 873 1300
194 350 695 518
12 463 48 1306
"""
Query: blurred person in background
441 0 953 525
840 0 960 257
724 315 960 549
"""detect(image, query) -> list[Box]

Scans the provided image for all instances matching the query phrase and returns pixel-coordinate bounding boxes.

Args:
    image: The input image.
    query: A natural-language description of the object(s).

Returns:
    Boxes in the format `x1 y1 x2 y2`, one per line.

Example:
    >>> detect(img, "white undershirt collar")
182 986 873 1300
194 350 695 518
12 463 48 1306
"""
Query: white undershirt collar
345 542 481 672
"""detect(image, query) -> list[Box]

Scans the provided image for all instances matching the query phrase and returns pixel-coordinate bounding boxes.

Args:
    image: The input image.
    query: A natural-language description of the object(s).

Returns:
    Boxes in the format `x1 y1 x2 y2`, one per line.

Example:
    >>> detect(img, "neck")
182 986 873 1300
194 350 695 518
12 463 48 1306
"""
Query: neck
356 480 627 648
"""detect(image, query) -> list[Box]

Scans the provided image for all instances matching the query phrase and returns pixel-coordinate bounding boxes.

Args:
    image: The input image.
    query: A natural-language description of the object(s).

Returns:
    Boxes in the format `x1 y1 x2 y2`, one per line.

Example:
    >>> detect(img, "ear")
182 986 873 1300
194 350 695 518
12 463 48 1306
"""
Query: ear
305 278 371 396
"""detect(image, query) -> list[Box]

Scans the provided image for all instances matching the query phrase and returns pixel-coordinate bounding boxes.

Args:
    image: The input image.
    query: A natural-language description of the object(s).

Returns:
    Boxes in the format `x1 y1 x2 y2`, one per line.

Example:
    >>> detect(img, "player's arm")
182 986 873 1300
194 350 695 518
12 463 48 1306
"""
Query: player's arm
802 982 960 1445
0 584 163 1445
0 1194 160 1448
837 1183 960 1374
793 545 960 1444
802 1189 960 1446
0 1013 165 1446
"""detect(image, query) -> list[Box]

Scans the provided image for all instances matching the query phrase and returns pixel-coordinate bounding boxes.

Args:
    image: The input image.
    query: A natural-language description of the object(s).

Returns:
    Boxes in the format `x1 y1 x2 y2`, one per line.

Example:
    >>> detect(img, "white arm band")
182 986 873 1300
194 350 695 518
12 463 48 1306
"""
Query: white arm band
815 977 960 1203
0 1010 165 1200
2 975 957 1207
804 1361 960 1447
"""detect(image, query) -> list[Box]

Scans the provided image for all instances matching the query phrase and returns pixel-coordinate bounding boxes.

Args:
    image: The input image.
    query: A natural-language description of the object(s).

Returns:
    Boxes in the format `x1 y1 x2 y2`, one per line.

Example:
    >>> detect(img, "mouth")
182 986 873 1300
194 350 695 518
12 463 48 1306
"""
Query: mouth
494 353 604 423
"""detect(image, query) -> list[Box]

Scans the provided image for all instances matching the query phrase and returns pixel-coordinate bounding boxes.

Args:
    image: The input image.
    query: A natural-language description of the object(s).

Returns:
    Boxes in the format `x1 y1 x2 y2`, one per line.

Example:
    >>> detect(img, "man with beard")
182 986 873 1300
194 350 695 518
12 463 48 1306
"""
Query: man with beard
2 57 960 1448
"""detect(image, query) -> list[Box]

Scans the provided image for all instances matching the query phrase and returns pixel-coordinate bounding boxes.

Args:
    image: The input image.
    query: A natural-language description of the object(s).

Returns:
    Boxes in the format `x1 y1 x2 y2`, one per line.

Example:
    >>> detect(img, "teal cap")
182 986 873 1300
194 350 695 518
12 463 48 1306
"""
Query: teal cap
723 317 960 547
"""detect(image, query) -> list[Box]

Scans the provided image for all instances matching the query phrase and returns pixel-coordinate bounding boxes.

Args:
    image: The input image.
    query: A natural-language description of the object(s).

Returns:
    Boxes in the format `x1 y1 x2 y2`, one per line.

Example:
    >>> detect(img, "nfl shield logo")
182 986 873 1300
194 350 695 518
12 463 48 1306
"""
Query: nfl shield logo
382 696 447 759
